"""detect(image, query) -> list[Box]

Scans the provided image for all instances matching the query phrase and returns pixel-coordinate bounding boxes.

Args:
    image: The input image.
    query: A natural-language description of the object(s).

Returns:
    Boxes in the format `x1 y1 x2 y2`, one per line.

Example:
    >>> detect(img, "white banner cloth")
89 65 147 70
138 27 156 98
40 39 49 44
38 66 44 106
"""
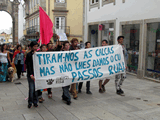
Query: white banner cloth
33 45 125 90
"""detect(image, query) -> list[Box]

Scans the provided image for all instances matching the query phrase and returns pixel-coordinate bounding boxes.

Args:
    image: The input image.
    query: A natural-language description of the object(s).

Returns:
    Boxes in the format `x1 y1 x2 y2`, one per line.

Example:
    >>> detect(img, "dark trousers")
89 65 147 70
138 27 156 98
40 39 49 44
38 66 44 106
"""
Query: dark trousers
47 88 52 94
78 81 90 92
15 60 23 79
27 76 38 105
37 90 42 99
62 85 71 102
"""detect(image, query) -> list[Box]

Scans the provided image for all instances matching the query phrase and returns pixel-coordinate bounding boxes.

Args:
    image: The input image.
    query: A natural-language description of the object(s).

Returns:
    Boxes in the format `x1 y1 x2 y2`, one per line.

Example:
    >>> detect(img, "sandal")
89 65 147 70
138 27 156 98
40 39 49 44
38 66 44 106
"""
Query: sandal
39 97 45 103
48 93 52 98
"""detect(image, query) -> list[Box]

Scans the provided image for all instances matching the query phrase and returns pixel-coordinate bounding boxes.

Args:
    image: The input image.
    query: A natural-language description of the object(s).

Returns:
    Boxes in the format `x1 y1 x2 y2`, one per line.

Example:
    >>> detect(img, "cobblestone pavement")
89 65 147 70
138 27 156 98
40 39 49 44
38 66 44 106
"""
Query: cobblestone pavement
0 74 160 120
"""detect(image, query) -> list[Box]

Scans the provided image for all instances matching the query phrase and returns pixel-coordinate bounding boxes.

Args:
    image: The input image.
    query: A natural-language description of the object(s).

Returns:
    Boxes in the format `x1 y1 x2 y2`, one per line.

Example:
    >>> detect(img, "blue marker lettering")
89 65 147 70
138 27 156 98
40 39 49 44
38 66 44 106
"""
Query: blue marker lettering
82 70 90 80
37 54 42 65
72 72 77 82
50 66 55 75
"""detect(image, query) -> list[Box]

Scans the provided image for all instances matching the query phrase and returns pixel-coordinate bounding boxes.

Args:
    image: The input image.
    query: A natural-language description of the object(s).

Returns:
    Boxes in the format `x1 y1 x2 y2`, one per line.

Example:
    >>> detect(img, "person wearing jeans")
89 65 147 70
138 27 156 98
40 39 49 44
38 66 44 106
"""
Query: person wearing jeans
26 41 39 108
12 45 24 79
62 41 71 105
28 76 38 106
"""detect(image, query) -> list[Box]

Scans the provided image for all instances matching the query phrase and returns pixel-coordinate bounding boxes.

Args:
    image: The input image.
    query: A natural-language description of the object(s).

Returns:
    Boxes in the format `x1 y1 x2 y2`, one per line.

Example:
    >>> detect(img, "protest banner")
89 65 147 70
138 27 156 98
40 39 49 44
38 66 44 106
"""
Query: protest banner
33 45 125 90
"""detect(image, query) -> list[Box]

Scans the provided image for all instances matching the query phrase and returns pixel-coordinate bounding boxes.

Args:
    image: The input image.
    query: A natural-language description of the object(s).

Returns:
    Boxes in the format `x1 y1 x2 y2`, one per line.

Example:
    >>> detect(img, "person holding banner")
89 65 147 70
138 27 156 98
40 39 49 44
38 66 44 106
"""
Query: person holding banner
46 41 62 98
37 44 47 103
99 40 110 93
69 38 79 99
78 42 92 94
46 42 54 98
61 41 71 105
115 36 128 96
26 41 39 108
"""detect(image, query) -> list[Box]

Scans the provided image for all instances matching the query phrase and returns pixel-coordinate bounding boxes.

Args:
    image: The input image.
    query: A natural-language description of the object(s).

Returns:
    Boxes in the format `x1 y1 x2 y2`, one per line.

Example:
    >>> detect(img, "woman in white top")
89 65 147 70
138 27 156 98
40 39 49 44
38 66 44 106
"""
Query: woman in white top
0 44 11 82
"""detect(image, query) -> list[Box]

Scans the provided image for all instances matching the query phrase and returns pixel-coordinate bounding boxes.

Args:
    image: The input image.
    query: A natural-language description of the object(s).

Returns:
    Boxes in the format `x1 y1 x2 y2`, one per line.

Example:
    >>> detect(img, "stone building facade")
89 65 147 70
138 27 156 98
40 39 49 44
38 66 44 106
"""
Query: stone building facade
24 0 46 42
46 0 85 42
0 0 19 45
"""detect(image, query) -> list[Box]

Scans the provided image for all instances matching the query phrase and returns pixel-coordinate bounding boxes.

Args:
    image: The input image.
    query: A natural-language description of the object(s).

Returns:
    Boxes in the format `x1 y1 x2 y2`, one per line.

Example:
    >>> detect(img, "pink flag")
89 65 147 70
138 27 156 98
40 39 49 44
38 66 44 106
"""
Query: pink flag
39 6 53 44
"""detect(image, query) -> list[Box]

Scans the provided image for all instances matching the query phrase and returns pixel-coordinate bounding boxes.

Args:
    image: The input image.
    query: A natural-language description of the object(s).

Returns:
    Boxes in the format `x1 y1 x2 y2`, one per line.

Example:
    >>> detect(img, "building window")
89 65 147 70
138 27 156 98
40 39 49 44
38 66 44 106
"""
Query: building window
91 0 98 5
56 0 65 3
37 17 39 32
32 19 34 27
29 20 32 27
102 0 115 6
146 23 160 80
101 23 114 45
55 17 65 33
122 24 140 74
89 0 99 10
55 17 65 28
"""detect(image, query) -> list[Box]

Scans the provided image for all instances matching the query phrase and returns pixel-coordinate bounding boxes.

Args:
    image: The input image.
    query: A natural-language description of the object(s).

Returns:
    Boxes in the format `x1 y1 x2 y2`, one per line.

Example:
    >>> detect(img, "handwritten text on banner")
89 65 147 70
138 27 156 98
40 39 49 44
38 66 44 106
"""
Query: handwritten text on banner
33 45 125 90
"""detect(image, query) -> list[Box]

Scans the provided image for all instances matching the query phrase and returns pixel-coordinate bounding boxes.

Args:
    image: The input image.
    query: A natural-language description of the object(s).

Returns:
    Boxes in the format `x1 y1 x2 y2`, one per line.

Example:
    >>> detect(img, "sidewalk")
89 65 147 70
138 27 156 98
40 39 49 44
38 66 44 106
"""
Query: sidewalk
0 74 160 120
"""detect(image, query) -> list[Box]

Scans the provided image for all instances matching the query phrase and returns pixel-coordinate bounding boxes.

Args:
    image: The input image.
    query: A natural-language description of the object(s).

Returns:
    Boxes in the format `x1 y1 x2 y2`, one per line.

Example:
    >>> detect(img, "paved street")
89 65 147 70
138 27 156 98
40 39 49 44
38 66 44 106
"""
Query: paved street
0 74 160 120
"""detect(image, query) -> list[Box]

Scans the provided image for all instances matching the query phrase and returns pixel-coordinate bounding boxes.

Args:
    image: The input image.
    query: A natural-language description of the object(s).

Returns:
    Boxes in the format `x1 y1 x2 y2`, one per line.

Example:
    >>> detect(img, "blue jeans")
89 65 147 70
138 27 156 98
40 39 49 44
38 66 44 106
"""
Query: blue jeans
62 85 71 102
27 76 38 104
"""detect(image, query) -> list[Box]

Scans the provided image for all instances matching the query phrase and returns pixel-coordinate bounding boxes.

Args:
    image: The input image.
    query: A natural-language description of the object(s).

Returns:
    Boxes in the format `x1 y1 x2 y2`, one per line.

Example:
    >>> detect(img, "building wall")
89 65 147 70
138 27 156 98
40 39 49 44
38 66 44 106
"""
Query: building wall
85 0 160 80
18 4 25 43
47 0 84 42
85 0 160 43
67 0 83 39
24 0 46 42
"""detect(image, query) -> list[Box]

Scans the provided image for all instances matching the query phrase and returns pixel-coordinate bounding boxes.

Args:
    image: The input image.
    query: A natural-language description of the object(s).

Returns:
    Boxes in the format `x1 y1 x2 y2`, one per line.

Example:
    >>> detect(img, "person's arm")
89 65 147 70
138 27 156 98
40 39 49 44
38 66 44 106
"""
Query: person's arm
7 51 11 64
12 52 16 64
26 53 34 80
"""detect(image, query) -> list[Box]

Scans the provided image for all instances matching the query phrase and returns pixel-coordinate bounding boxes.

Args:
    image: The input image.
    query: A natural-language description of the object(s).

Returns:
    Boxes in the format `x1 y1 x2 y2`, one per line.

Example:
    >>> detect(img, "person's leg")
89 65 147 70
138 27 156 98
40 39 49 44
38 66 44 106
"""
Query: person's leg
15 64 19 79
102 79 110 92
71 83 78 99
62 85 71 105
102 79 110 86
115 74 121 95
47 88 52 94
86 81 92 94
99 80 103 93
86 81 90 92
47 88 52 98
37 90 42 99
27 77 34 107
99 80 102 89
78 82 83 93
4 63 8 81
19 64 23 78
118 73 125 94
33 90 38 106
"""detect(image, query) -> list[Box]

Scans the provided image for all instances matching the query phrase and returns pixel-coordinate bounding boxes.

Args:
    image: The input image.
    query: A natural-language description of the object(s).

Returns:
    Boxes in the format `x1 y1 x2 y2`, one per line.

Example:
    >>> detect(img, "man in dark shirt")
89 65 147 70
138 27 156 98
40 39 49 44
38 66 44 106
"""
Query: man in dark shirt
26 41 39 108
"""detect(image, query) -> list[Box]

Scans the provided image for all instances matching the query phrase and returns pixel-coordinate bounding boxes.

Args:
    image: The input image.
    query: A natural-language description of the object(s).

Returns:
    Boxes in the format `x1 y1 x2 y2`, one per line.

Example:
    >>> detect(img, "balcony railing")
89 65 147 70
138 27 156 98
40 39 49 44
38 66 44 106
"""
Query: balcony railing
54 26 70 35
26 25 39 35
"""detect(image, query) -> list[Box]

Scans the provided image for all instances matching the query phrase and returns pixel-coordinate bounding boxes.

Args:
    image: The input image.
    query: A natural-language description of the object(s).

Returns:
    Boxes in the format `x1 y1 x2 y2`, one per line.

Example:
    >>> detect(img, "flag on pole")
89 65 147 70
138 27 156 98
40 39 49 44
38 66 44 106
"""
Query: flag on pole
38 6 53 44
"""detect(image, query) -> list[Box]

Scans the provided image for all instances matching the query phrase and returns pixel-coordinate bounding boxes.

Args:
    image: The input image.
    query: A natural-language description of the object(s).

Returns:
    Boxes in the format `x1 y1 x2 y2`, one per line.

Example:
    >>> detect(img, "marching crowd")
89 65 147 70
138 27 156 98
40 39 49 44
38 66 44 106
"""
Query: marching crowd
0 36 128 108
